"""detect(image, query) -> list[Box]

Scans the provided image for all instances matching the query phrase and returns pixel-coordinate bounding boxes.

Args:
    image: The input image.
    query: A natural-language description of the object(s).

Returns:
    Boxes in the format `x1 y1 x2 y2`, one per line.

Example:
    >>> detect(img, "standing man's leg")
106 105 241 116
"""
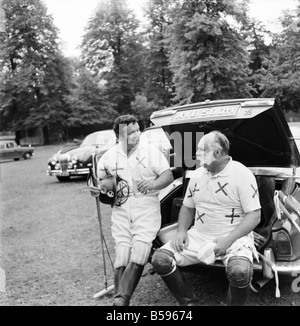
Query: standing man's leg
113 241 151 306
113 196 161 306
113 244 131 295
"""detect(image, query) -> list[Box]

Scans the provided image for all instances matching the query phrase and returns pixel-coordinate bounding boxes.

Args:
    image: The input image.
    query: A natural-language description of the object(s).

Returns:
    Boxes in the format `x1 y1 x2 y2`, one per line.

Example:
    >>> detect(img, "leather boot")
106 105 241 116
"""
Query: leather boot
113 262 144 306
161 268 198 306
226 284 250 306
114 266 125 295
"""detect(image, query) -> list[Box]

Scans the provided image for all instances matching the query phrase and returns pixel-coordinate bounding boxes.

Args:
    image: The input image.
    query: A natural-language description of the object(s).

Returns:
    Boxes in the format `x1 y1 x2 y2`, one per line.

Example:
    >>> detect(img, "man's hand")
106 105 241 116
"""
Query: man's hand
89 185 101 197
170 231 189 252
213 237 231 258
137 179 156 194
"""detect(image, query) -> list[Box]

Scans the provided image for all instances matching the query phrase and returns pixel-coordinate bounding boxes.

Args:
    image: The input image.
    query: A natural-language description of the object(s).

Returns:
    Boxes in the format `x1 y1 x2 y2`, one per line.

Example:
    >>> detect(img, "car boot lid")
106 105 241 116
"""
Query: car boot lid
150 98 300 172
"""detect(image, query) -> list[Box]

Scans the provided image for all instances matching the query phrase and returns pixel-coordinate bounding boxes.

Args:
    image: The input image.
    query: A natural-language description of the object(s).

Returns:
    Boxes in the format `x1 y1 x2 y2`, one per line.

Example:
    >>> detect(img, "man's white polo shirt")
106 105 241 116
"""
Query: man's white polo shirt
183 157 261 239
97 142 170 196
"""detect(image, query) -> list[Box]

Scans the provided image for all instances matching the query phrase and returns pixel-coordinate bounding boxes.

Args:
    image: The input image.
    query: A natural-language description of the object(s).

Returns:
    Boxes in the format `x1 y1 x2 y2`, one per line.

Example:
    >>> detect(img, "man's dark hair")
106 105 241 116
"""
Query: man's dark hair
113 115 138 138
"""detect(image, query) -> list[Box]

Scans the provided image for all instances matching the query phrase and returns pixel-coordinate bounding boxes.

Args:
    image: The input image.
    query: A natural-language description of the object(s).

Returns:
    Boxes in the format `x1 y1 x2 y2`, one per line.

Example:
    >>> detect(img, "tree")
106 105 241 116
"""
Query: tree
255 6 300 112
66 60 117 128
131 94 157 128
142 0 175 108
244 19 271 96
164 0 254 104
81 0 146 114
0 0 73 143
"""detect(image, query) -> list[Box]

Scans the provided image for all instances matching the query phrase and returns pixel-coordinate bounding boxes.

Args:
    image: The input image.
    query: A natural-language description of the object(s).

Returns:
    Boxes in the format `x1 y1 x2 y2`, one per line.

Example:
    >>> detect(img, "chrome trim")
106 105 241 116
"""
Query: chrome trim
47 168 89 176
253 258 300 275
202 256 300 276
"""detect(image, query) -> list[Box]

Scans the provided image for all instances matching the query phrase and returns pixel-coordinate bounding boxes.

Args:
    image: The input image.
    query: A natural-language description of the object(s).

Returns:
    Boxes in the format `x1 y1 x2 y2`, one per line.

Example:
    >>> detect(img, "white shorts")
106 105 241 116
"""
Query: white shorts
111 195 161 248
161 226 258 267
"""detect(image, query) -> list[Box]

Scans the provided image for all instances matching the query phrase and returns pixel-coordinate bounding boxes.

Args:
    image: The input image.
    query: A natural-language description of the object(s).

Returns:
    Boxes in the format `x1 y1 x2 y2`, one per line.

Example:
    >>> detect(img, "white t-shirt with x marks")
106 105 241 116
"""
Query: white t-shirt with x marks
183 157 261 240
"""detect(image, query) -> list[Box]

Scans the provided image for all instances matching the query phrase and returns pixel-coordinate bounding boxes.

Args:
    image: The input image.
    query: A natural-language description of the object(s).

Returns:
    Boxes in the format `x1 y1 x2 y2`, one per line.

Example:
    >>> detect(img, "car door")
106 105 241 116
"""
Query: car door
6 141 22 160
0 141 7 160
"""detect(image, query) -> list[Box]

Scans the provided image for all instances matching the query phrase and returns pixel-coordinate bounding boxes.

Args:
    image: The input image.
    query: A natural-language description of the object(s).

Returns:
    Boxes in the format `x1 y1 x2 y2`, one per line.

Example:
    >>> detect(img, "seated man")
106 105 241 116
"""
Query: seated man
152 131 261 306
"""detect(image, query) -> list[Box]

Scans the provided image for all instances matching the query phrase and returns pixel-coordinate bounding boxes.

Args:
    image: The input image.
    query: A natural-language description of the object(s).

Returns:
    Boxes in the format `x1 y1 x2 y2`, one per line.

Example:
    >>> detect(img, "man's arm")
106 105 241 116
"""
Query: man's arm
139 169 174 193
150 169 174 190
170 204 195 252
214 209 261 257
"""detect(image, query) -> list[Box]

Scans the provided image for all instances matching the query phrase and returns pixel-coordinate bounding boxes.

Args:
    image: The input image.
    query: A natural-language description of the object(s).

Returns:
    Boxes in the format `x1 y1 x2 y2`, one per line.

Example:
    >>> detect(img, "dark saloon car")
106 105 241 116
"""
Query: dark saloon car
150 98 300 298
0 139 34 162
47 130 117 181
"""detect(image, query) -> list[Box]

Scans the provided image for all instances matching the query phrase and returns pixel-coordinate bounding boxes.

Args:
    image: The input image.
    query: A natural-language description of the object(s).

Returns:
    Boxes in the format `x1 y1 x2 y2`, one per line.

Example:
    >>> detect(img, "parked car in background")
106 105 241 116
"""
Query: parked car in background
140 125 174 167
47 130 117 182
0 139 34 162
149 98 300 298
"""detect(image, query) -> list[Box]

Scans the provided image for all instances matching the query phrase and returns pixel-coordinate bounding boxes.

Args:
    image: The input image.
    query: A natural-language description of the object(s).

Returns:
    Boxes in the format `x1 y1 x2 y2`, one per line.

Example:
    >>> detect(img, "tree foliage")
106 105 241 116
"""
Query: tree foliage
131 94 157 128
164 0 254 104
254 7 300 111
1 0 300 139
81 0 146 114
0 0 73 143
65 60 117 127
142 0 175 108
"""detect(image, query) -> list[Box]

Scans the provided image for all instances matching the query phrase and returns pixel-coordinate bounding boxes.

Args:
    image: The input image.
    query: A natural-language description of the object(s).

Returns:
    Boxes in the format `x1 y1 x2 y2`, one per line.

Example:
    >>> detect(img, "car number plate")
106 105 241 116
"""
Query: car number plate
172 105 240 121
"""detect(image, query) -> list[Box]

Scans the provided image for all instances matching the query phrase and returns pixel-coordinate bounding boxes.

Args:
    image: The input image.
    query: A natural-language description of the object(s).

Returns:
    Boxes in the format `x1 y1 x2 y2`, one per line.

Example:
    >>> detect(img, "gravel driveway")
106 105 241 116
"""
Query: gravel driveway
0 145 299 306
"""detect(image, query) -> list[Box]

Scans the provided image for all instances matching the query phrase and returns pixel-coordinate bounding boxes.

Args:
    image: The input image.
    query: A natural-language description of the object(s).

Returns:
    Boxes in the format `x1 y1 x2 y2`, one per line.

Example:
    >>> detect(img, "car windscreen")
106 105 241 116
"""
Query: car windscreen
81 131 116 146
289 124 300 151
140 128 172 148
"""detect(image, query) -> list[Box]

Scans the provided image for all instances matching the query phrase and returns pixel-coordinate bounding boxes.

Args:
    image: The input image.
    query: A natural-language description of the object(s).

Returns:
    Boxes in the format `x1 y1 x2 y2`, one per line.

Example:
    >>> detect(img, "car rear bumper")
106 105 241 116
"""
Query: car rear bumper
253 258 300 275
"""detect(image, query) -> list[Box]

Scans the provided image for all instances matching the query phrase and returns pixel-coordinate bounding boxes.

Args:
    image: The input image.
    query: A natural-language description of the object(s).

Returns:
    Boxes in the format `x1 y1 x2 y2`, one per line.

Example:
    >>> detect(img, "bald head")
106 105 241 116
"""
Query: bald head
196 131 230 171
202 131 230 155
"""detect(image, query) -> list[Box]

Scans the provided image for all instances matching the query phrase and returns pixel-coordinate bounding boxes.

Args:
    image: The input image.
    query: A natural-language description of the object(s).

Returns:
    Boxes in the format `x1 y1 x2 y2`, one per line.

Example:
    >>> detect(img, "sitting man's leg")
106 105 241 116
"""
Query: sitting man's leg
225 256 253 306
113 241 150 306
151 248 198 306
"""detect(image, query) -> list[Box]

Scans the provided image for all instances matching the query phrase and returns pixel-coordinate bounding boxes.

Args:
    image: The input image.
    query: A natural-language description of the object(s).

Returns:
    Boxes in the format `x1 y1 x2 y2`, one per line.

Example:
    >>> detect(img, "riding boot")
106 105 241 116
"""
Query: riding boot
113 262 144 306
114 266 125 295
226 284 250 306
161 267 198 306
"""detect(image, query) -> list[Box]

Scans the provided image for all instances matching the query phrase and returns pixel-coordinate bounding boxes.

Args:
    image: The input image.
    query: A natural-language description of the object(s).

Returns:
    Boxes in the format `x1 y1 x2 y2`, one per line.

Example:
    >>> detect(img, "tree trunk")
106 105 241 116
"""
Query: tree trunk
15 130 21 145
43 126 50 145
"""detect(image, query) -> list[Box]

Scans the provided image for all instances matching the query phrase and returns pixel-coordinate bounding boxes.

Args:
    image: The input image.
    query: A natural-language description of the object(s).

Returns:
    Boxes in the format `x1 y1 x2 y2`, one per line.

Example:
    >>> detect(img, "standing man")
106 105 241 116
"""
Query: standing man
151 131 261 306
92 115 173 306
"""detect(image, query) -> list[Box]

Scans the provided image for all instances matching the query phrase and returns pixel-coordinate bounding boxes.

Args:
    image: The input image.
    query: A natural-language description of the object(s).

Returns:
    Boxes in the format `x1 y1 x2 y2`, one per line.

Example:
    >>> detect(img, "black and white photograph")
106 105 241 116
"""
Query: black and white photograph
1 0 300 311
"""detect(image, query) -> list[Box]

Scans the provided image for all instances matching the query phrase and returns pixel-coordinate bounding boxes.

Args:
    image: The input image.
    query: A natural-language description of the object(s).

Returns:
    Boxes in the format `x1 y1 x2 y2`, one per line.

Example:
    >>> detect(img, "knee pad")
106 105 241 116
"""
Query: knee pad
226 256 253 288
114 244 131 268
130 241 151 266
151 249 176 276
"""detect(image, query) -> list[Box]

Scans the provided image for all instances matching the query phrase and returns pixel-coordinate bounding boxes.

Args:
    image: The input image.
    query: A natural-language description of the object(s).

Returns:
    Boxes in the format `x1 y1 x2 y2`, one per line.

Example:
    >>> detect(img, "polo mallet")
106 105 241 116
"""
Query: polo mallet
89 153 114 298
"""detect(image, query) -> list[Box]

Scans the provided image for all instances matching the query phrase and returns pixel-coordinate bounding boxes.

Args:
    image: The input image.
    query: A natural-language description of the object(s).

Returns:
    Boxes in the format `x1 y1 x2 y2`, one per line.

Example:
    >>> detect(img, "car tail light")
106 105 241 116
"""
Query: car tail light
274 230 292 256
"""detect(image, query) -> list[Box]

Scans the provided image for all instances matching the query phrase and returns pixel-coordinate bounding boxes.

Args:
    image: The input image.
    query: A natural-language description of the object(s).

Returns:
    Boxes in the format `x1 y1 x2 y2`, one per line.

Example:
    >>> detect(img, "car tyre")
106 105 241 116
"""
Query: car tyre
57 176 70 182
23 152 32 159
